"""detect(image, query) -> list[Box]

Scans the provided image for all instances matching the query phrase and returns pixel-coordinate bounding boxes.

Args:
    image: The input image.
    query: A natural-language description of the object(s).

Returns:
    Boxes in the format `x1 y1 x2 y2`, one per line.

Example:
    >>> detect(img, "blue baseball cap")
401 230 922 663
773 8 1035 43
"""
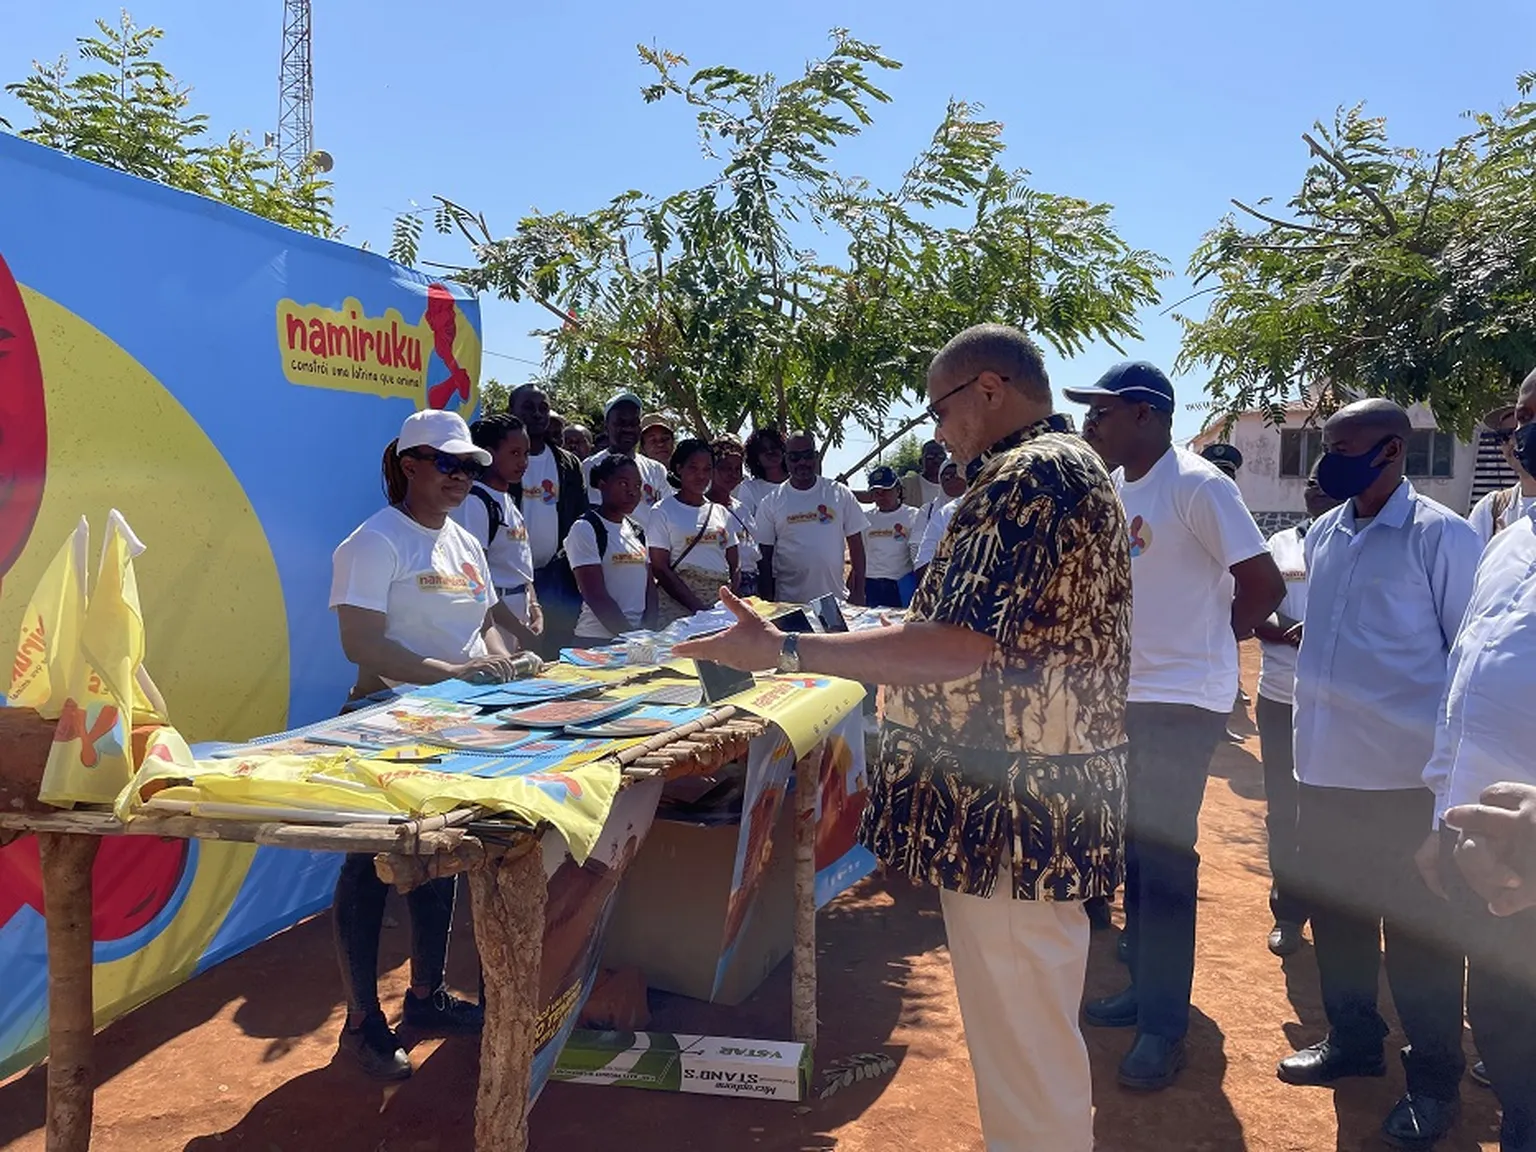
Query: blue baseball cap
1063 361 1176 414
867 465 899 489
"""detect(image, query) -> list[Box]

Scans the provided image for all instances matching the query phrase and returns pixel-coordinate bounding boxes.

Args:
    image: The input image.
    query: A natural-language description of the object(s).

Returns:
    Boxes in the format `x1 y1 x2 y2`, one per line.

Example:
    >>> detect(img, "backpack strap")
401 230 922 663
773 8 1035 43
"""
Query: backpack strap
468 485 504 549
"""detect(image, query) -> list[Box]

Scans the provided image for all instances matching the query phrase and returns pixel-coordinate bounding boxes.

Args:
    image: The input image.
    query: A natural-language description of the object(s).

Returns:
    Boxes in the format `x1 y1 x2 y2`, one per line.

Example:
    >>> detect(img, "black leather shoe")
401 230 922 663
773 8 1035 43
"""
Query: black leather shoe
1117 1033 1186 1091
1084 987 1139 1028
402 987 484 1034
1469 1060 1491 1088
1268 920 1303 957
1277 1039 1387 1085
1116 934 1131 965
1381 1093 1459 1149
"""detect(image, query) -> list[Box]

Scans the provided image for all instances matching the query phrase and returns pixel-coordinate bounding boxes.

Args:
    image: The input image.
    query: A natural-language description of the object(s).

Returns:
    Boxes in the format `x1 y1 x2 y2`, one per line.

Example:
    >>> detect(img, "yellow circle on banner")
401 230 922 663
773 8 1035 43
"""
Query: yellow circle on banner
0 287 290 741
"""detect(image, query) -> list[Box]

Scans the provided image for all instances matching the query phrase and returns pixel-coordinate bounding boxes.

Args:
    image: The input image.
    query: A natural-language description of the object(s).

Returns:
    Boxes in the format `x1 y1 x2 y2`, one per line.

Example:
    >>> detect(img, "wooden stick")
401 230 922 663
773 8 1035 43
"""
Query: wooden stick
469 842 545 1152
38 831 100 1152
791 746 820 1051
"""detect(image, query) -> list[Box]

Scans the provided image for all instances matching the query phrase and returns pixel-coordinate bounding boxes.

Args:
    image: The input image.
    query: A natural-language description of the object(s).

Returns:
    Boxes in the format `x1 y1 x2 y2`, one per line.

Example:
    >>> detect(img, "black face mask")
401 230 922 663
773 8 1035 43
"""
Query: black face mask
1316 435 1396 501
1514 424 1536 478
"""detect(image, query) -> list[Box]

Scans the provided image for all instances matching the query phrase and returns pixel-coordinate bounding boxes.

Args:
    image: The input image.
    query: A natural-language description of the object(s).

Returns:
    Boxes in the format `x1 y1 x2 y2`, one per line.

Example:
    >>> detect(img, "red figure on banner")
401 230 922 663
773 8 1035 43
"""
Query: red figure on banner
0 252 48 588
424 283 473 409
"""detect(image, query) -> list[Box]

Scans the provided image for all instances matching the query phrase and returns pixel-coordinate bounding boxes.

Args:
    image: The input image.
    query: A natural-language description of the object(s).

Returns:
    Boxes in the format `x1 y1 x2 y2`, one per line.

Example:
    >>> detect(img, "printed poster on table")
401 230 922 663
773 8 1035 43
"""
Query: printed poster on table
711 710 876 997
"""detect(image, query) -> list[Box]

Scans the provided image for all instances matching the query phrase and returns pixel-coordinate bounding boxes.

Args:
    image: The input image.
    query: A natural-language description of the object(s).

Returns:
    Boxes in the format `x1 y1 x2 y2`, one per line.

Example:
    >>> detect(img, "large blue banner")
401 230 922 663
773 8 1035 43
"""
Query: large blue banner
0 132 483 1078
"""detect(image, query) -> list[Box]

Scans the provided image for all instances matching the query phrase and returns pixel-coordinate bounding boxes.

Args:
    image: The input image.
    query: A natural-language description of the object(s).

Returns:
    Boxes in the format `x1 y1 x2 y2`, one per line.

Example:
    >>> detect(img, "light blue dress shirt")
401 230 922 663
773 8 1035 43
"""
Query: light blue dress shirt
1423 507 1536 819
1294 479 1481 791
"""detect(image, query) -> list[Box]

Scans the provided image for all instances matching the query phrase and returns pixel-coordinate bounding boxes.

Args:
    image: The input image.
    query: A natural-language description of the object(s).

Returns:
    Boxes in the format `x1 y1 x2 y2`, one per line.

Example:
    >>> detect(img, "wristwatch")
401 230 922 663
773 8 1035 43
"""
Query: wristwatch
776 633 802 674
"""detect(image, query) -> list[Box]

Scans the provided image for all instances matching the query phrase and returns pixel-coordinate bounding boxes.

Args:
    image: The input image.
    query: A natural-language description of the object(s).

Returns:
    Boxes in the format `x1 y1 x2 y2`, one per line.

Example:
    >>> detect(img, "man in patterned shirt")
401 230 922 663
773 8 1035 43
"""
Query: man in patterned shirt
677 323 1131 1152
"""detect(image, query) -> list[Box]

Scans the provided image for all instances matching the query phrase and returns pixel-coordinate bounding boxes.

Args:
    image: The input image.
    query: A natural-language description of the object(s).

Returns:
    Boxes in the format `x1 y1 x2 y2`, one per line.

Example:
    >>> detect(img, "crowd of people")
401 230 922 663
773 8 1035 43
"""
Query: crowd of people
321 327 1536 1152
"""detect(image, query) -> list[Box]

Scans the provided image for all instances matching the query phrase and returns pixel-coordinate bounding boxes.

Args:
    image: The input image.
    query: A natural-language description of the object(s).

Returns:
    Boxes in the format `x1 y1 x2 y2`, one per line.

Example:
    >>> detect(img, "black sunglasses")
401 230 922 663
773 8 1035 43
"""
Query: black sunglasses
785 448 818 462
405 449 485 481
927 373 1008 422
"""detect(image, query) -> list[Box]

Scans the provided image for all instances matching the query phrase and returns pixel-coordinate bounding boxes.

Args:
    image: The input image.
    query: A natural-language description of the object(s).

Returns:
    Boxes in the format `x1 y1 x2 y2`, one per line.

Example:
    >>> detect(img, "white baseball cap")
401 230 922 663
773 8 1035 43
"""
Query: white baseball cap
396 409 492 465
604 390 644 417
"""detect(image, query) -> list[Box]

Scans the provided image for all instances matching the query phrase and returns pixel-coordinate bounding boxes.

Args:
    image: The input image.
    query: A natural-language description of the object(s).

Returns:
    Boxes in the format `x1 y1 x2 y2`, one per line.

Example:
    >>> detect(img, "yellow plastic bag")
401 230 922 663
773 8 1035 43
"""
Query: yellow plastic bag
8 517 88 717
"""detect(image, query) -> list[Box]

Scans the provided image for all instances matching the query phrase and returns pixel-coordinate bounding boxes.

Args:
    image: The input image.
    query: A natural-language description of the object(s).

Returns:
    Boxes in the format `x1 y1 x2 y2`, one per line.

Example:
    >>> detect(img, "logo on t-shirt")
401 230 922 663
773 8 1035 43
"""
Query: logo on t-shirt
643 483 660 502
524 479 557 505
1128 515 1153 558
611 549 648 566
506 523 529 542
787 504 836 526
418 569 482 598
892 523 909 540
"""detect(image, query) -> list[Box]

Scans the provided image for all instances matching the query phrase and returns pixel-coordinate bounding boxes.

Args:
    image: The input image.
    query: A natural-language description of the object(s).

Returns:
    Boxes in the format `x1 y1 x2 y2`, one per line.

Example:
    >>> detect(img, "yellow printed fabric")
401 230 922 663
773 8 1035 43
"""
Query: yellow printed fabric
39 514 150 807
8 517 88 716
117 729 621 863
723 674 864 758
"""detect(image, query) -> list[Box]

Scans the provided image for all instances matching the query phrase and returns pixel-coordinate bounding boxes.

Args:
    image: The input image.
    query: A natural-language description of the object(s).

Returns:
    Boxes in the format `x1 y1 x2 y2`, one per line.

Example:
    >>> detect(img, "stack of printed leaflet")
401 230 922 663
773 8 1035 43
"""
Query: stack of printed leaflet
209 675 712 776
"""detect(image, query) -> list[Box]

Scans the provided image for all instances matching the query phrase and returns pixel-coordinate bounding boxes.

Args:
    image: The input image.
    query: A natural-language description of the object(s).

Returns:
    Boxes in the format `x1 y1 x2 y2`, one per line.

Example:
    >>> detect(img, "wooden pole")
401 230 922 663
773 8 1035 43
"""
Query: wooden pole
468 843 545 1152
791 747 819 1051
37 831 100 1152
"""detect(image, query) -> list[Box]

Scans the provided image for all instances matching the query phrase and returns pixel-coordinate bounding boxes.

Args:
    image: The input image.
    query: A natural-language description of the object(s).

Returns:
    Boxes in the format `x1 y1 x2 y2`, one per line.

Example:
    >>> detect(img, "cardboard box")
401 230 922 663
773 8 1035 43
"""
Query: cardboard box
600 800 794 1005
552 1029 811 1101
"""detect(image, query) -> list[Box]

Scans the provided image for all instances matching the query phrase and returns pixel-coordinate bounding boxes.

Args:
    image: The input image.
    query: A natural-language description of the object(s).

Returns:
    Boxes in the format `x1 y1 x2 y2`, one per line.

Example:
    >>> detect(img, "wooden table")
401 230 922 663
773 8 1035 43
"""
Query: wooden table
0 704 826 1152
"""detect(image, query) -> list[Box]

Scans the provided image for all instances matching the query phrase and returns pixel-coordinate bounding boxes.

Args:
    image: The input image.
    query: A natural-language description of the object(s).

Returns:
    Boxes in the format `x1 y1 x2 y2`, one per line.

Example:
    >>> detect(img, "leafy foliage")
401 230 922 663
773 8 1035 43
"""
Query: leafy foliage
5 12 334 237
1177 75 1536 435
399 30 1165 443
884 434 923 476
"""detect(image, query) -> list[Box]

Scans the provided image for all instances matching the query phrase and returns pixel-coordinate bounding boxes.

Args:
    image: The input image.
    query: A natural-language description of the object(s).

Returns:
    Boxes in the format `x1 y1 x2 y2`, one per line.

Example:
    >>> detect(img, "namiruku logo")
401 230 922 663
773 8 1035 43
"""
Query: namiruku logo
459 561 488 602
816 504 834 524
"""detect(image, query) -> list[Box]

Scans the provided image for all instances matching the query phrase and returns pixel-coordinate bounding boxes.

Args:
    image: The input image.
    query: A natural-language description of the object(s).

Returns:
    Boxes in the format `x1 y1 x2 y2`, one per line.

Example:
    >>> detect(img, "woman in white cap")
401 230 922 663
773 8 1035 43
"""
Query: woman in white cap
327 408 519 1080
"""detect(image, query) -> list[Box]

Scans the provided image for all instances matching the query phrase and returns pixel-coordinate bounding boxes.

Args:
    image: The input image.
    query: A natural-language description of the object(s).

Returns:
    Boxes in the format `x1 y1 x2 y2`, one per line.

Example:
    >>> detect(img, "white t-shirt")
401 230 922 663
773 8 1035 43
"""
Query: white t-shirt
1257 523 1309 706
1114 445 1268 711
651 495 734 578
735 476 779 518
564 514 651 639
863 506 917 580
717 497 759 576
914 497 958 569
450 484 535 592
756 477 869 603
1468 485 1536 548
520 445 563 569
582 449 669 516
330 507 493 683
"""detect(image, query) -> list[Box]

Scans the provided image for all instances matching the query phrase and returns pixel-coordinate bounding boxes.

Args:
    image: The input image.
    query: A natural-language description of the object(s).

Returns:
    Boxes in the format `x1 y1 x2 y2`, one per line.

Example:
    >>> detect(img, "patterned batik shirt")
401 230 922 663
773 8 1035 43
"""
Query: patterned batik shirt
858 414 1131 901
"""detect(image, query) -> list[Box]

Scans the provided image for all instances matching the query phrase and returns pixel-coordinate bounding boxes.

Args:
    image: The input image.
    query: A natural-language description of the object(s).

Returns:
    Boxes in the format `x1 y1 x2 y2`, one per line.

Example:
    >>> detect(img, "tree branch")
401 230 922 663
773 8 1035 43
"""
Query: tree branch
1301 132 1399 235
1230 198 1353 238
1411 148 1447 248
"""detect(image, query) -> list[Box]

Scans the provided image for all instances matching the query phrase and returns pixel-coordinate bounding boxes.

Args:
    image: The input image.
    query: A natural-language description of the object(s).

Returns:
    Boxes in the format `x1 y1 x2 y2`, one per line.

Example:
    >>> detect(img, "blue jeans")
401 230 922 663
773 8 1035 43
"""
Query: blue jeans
1121 702 1226 1040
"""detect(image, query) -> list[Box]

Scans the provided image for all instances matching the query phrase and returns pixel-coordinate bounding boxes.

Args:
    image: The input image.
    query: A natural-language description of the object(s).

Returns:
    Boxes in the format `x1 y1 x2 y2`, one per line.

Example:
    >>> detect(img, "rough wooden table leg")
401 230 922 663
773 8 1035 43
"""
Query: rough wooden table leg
468 843 545 1152
792 746 820 1051
37 831 100 1152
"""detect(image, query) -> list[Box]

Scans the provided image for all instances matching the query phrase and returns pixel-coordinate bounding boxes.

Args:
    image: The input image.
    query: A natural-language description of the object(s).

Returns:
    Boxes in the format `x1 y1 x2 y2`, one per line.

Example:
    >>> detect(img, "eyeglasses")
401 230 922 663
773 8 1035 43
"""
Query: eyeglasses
405 449 485 481
926 373 1005 422
785 449 817 463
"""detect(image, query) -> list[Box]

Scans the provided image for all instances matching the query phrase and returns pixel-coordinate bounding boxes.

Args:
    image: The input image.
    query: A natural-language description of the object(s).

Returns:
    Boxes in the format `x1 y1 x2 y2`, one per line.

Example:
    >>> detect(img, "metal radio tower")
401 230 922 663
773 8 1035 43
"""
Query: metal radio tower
275 0 313 182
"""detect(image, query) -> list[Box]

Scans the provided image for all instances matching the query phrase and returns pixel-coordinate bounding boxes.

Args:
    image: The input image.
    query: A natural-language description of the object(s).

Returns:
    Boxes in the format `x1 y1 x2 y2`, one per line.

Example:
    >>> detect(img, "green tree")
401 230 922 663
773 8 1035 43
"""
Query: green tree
885 434 923 476
1176 75 1536 434
397 30 1164 445
5 12 334 236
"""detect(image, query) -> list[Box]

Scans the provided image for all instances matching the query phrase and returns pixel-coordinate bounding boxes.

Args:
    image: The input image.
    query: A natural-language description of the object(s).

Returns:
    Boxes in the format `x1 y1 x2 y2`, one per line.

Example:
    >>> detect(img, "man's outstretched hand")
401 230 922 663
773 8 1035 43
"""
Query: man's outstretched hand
673 587 784 672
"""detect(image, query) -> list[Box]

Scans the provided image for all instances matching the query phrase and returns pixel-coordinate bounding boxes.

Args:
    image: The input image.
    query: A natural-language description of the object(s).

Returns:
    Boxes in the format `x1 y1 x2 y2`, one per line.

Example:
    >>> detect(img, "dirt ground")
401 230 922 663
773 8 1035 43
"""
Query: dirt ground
0 644 1505 1151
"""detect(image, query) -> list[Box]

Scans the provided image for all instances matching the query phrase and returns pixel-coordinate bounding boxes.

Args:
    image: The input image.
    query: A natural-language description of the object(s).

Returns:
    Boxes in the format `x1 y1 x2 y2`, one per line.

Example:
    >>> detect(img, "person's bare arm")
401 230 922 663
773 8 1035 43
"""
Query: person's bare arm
675 589 993 684
573 565 633 638
1230 552 1286 640
491 599 542 651
336 606 515 685
846 533 867 607
726 544 740 596
1252 610 1301 646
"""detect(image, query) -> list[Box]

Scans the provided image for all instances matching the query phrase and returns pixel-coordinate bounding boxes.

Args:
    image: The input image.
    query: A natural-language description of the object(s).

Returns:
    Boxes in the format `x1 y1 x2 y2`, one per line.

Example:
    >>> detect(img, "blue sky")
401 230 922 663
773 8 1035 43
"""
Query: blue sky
6 0 1534 475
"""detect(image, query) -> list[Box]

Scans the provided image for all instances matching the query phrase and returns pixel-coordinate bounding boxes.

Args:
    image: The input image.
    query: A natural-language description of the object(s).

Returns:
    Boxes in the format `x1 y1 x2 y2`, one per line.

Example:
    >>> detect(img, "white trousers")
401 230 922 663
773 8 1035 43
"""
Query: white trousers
939 869 1094 1152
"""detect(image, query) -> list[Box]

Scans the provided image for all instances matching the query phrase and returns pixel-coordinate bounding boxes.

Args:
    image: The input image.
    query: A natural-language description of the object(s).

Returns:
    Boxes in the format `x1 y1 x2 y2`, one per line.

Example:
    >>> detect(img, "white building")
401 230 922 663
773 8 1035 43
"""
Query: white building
1188 402 1513 536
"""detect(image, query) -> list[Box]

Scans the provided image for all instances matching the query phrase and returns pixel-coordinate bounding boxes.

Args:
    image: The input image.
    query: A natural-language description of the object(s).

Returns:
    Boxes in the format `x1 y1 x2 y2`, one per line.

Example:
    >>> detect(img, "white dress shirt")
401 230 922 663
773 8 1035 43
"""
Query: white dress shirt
1294 479 1481 791
1257 522 1310 707
1423 507 1536 820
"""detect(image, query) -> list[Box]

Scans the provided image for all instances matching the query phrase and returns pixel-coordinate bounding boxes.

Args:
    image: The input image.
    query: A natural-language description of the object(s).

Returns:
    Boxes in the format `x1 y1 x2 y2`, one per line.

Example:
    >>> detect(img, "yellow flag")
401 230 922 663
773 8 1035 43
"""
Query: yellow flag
8 517 89 718
39 512 148 807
